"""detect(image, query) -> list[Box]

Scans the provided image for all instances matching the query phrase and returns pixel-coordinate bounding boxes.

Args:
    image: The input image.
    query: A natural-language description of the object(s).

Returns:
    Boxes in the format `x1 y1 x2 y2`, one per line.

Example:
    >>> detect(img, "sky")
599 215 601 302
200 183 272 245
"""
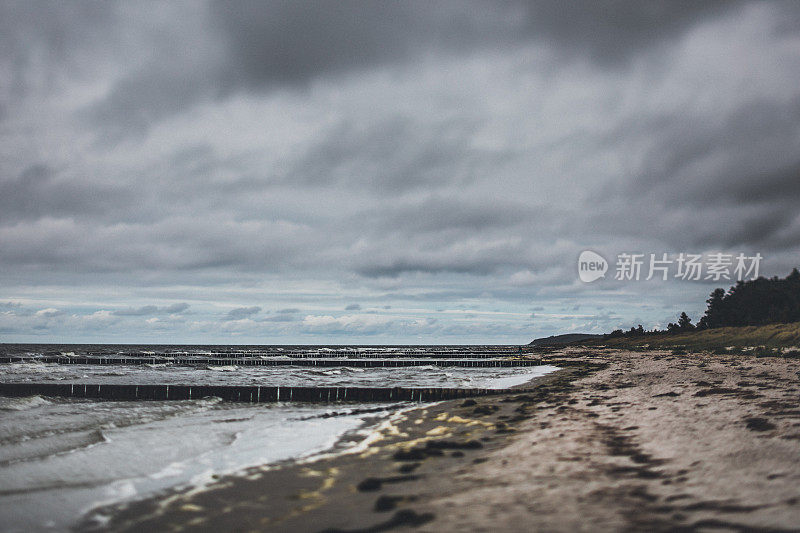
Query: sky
1 1 800 344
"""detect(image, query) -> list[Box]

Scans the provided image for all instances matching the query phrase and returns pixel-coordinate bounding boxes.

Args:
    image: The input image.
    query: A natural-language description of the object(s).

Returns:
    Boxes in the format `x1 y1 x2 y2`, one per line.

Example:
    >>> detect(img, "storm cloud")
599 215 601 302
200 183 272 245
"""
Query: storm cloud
1 1 799 342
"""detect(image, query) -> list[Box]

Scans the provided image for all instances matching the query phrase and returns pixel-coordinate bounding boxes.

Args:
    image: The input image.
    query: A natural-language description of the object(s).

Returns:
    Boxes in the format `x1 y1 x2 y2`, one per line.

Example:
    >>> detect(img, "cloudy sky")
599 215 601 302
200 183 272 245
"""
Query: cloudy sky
1 1 799 344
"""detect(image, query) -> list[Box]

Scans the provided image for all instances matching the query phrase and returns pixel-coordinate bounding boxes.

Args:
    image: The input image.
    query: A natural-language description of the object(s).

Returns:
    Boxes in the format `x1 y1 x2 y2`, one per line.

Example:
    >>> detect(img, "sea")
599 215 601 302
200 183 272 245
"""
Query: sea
0 344 557 532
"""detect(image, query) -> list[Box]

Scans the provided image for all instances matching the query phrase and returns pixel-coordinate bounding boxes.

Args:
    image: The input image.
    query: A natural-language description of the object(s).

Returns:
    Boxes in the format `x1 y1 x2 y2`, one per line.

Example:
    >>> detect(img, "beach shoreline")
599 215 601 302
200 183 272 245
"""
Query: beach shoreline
84 349 800 532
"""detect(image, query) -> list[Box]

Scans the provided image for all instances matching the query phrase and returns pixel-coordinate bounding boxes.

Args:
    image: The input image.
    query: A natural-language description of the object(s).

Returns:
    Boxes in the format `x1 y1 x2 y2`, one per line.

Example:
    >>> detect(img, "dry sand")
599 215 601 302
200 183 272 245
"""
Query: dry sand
86 349 800 532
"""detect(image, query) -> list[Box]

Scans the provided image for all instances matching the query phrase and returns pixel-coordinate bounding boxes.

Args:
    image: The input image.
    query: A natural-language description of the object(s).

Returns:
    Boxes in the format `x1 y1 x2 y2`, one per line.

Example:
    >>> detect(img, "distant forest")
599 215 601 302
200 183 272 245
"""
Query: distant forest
608 268 800 338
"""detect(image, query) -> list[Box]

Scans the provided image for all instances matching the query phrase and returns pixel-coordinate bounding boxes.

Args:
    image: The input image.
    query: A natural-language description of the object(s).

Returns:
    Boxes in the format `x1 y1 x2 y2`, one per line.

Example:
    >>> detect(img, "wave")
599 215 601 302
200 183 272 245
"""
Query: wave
304 367 366 376
292 404 401 420
0 397 226 448
0 395 52 412
0 428 108 467
5 362 68 373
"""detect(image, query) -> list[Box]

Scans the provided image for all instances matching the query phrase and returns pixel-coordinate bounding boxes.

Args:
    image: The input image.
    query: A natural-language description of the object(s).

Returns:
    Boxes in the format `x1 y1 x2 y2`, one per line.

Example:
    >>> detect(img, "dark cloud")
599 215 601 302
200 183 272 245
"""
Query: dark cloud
79 1 768 134
0 164 131 222
211 1 420 86
593 93 800 253
292 117 494 193
212 0 752 84
365 197 536 234
0 214 317 273
0 1 117 103
358 260 502 279
631 95 800 204
344 304 361 311
113 303 190 316
87 1 454 133
163 303 190 314
86 62 216 139
225 306 261 320
519 0 746 66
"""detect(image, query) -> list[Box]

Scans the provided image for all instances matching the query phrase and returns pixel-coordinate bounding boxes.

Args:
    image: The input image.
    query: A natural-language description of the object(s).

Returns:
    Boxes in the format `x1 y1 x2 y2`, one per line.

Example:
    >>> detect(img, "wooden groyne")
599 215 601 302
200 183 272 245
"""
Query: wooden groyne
0 383 519 403
0 346 530 360
0 357 542 367
87 349 521 359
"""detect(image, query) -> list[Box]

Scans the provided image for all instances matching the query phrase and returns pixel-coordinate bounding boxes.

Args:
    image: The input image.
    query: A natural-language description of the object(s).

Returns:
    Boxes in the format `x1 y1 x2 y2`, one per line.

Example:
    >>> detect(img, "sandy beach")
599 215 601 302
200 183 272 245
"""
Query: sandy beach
85 349 800 532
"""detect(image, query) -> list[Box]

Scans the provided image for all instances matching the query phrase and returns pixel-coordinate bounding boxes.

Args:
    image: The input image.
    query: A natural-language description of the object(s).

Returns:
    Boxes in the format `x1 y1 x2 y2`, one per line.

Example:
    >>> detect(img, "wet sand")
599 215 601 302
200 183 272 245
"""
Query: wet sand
85 349 800 532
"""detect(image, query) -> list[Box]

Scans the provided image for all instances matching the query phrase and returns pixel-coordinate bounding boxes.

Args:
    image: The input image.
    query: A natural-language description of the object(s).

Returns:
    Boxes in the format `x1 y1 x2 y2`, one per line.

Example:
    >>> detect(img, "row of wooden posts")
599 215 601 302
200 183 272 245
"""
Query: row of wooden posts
0 382 521 403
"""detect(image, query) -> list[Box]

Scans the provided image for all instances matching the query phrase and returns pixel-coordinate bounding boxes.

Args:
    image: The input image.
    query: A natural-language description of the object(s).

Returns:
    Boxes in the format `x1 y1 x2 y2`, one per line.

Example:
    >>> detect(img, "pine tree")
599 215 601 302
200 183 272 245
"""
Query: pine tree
698 269 800 328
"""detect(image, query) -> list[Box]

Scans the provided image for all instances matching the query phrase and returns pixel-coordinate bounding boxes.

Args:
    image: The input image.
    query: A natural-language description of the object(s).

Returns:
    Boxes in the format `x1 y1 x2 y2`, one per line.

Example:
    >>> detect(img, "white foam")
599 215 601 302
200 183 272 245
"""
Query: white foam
0 399 392 532
484 365 560 389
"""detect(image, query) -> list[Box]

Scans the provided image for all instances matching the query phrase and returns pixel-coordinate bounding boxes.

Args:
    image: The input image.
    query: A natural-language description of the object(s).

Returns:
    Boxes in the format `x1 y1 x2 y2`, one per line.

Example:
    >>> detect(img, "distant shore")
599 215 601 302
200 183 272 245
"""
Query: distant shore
84 349 800 532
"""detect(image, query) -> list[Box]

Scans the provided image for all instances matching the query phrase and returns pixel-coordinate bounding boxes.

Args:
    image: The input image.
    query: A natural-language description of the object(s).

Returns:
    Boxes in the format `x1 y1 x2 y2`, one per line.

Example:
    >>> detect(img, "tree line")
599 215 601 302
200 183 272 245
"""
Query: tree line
607 268 800 338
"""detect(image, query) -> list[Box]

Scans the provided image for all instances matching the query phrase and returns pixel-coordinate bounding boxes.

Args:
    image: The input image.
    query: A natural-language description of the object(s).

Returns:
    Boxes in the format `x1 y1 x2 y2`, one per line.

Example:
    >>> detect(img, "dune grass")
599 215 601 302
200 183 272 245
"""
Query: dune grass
592 322 800 356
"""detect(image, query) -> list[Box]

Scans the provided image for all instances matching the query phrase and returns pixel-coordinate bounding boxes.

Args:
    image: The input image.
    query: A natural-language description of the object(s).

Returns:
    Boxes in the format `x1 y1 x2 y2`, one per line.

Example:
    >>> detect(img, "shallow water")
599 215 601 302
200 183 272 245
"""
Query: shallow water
0 396 397 532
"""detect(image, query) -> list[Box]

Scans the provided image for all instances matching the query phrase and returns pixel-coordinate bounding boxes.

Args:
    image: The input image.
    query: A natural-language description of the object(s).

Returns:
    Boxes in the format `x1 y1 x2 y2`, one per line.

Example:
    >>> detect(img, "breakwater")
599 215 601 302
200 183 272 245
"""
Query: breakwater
0 382 520 403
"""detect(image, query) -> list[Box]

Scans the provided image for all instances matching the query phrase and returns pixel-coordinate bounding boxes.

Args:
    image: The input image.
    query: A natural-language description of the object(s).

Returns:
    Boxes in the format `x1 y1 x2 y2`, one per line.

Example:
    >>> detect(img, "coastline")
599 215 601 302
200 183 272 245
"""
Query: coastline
83 349 800 532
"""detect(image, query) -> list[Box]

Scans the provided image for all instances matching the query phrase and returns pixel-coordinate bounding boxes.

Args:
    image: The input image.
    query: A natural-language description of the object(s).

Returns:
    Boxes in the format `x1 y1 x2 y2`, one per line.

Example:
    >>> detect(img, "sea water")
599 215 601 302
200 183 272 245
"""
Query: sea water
0 345 557 532
0 360 555 389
